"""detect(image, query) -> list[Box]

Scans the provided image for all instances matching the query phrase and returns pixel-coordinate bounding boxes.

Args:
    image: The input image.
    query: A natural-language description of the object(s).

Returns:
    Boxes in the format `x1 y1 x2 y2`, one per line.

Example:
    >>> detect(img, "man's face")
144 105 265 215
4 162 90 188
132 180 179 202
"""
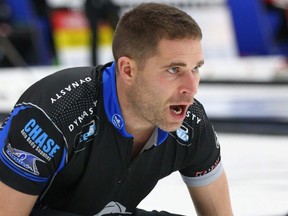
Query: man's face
127 38 203 132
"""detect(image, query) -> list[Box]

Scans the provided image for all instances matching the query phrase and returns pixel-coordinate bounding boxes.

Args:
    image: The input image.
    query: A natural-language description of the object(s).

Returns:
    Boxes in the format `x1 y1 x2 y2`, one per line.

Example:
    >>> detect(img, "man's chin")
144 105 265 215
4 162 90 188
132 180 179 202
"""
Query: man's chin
158 122 183 132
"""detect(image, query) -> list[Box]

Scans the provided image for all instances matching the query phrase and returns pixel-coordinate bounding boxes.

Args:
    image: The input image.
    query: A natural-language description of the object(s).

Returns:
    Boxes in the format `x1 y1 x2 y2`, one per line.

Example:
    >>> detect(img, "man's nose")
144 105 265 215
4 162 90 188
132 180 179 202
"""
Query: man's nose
179 72 198 96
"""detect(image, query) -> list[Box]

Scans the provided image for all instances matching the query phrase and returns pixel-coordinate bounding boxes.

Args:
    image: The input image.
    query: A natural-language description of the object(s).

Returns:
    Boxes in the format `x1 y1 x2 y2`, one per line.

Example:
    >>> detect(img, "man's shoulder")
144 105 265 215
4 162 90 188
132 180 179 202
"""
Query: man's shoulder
183 99 210 130
31 62 112 90
186 99 206 118
15 64 110 123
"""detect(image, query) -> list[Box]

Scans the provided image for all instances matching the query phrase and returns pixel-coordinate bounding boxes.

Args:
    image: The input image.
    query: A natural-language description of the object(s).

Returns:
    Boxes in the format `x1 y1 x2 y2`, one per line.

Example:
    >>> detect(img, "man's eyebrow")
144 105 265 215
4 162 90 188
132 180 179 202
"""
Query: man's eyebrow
162 60 204 68
197 59 205 67
164 62 187 68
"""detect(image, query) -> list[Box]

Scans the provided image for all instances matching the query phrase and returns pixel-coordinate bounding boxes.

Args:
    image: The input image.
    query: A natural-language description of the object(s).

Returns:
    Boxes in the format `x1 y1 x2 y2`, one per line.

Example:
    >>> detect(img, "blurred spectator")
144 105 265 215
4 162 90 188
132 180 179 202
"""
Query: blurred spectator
263 0 288 76
0 0 55 67
84 0 120 66
0 0 27 67
0 0 10 28
263 0 288 44
31 0 56 64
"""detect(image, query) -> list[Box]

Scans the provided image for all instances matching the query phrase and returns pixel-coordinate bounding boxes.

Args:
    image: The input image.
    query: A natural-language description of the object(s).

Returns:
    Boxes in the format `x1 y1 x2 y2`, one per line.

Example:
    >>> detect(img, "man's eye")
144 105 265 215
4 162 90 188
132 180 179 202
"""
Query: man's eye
192 66 200 73
167 67 179 74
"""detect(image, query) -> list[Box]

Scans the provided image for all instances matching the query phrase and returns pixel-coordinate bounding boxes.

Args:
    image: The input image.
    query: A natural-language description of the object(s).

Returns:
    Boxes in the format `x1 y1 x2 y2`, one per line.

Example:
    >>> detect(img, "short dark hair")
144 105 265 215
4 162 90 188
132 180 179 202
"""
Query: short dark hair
112 3 202 68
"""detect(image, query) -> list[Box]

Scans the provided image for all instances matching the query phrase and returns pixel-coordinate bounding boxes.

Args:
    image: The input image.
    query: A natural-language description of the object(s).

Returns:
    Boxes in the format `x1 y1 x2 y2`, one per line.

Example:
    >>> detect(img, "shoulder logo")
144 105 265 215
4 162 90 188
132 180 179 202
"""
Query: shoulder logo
112 114 124 129
22 118 61 160
4 143 45 176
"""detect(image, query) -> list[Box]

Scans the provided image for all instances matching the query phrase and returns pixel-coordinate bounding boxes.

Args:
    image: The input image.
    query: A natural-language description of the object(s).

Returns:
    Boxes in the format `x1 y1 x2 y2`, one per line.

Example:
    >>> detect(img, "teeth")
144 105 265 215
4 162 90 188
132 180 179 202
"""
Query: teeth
172 106 182 115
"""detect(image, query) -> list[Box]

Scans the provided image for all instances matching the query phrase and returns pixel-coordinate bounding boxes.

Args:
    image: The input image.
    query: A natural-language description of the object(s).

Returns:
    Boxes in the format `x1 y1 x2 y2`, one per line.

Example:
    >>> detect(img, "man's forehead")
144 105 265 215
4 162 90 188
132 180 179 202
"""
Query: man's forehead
157 38 202 55
156 39 203 62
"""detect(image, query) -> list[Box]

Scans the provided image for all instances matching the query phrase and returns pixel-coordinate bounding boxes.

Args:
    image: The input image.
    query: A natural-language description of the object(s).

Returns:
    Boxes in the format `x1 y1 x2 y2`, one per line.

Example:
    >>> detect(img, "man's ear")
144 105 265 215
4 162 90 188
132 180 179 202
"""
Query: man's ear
117 56 136 84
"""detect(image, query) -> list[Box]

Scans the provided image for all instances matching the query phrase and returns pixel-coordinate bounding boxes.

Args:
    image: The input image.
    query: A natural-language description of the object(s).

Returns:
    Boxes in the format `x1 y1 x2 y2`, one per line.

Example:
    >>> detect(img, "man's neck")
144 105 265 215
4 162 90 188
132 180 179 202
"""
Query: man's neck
117 76 155 158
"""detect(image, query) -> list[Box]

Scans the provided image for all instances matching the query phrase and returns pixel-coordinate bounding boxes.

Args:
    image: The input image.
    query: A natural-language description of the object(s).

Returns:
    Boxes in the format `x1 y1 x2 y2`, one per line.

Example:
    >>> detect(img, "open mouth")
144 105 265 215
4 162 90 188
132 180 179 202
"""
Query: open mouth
170 105 185 115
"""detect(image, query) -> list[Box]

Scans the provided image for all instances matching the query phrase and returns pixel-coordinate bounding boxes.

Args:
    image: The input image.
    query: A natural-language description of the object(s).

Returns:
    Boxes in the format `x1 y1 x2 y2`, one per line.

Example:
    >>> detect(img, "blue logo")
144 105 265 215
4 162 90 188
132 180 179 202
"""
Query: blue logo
176 125 189 142
171 122 193 146
112 114 124 129
5 143 45 175
74 118 99 152
79 121 97 143
23 119 60 158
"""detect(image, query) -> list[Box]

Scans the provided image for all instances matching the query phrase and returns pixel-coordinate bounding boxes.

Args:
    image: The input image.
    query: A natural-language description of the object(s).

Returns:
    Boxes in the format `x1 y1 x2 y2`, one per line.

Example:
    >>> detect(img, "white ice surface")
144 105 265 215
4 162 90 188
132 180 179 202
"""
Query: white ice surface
138 133 288 216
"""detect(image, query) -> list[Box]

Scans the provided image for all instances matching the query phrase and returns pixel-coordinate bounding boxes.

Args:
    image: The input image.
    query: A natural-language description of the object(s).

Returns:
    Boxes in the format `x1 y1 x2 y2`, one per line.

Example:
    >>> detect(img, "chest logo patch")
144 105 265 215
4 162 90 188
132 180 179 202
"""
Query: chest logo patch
95 201 132 215
74 117 99 152
112 114 124 129
171 122 193 146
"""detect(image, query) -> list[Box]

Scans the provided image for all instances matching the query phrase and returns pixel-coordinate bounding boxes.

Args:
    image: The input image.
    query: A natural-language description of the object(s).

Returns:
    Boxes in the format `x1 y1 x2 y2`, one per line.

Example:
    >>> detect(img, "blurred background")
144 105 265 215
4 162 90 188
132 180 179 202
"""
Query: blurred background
0 0 288 215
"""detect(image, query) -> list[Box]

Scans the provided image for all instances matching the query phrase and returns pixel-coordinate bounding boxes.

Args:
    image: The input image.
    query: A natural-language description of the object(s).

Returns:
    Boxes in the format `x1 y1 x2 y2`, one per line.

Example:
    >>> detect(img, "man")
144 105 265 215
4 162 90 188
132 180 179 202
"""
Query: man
0 3 233 216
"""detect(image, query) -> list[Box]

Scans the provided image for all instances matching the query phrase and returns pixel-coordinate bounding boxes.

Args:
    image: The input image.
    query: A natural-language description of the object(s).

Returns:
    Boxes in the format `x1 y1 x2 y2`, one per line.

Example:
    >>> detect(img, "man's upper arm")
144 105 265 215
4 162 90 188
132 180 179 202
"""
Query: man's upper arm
181 101 233 215
187 171 233 216
0 105 66 194
0 181 38 216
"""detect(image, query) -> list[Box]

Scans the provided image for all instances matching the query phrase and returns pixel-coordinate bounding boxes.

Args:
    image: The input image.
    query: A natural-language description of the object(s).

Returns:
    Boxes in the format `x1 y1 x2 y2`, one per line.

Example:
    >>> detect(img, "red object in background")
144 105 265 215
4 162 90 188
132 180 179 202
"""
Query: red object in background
50 9 89 50
50 9 88 31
